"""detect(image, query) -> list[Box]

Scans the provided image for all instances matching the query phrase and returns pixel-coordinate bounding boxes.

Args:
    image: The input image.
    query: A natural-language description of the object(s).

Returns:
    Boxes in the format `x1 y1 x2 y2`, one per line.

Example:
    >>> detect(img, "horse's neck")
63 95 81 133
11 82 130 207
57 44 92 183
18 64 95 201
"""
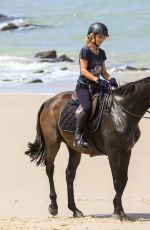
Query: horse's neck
113 90 149 124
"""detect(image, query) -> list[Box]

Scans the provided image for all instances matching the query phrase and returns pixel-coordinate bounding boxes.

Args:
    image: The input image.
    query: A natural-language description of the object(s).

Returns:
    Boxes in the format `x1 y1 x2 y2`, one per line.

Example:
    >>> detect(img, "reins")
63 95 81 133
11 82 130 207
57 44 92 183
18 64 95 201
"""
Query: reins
108 85 150 120
118 105 150 119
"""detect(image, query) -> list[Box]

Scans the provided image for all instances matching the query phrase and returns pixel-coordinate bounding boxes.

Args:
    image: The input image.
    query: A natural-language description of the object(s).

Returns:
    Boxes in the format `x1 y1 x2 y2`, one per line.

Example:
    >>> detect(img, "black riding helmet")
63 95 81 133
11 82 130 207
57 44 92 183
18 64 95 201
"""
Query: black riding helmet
87 22 109 37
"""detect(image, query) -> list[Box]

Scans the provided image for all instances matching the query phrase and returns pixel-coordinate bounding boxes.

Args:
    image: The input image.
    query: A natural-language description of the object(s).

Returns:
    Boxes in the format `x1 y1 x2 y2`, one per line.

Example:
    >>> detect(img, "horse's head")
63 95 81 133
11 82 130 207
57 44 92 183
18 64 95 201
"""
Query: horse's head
112 77 150 118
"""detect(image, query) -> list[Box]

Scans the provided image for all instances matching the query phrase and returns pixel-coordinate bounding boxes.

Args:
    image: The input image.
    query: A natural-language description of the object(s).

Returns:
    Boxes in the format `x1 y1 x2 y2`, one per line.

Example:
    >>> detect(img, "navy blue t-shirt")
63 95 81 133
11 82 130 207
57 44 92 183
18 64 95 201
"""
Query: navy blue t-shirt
78 46 107 83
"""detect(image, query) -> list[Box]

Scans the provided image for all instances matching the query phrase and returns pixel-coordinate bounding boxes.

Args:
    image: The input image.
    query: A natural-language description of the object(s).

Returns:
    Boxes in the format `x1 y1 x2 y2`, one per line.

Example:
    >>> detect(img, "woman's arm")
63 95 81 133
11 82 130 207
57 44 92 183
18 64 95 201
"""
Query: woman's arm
101 62 111 80
80 59 98 83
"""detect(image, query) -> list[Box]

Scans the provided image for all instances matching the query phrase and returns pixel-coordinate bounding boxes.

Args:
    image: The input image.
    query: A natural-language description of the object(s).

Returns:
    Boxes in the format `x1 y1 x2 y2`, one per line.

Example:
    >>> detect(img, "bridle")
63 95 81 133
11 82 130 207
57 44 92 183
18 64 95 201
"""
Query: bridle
108 85 150 120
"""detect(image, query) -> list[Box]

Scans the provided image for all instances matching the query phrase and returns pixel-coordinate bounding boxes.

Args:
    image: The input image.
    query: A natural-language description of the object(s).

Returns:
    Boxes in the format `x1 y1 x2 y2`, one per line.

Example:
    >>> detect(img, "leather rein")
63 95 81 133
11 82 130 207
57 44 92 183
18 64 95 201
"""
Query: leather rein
118 105 150 119
108 86 150 120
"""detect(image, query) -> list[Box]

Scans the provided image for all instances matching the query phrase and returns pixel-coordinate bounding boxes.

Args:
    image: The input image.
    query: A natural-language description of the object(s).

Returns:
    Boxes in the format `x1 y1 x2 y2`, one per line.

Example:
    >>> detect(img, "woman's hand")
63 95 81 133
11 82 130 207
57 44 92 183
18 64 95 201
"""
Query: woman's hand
97 78 109 90
109 78 118 88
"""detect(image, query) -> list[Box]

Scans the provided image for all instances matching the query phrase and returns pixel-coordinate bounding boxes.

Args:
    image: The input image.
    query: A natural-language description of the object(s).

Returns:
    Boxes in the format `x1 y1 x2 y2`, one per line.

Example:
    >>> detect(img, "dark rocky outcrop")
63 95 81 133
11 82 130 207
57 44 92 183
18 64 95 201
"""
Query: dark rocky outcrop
35 50 57 59
1 23 18 31
60 67 68 70
28 79 43 83
0 14 7 20
34 70 44 74
23 23 39 28
2 79 12 81
57 55 74 62
0 20 43 31
0 13 48 31
34 50 74 62
125 66 150 71
115 65 150 72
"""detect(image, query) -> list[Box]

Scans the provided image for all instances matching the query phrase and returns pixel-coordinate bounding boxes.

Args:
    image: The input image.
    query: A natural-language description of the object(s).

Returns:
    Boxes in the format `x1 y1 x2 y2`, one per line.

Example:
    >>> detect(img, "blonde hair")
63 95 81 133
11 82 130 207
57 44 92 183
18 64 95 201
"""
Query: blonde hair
85 33 95 46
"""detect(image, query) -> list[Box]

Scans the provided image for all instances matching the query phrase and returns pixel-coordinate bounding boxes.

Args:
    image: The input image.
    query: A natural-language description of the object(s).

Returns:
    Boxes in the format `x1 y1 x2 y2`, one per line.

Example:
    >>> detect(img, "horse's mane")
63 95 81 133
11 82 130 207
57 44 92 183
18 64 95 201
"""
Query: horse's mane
113 76 150 96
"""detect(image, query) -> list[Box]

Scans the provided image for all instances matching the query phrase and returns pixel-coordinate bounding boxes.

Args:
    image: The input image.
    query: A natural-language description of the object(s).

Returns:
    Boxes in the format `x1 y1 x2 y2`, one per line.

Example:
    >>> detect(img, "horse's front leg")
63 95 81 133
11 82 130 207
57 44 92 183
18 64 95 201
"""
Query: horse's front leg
108 150 131 221
66 146 83 217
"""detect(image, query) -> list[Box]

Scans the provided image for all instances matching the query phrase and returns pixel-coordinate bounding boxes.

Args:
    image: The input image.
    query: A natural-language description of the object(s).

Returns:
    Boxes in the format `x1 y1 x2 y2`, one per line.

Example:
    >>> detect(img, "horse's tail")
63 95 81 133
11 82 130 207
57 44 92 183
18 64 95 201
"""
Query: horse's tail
25 101 46 166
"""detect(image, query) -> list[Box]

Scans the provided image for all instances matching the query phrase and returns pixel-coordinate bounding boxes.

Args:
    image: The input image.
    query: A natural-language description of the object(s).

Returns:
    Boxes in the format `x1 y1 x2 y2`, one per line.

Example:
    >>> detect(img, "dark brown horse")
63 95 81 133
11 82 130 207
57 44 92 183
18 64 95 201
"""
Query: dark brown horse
25 77 150 220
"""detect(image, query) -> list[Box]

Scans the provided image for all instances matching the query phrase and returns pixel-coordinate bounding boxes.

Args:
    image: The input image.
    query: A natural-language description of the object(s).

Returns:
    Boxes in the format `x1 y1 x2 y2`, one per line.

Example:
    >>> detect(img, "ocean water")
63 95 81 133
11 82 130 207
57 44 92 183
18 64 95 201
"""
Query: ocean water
0 0 150 94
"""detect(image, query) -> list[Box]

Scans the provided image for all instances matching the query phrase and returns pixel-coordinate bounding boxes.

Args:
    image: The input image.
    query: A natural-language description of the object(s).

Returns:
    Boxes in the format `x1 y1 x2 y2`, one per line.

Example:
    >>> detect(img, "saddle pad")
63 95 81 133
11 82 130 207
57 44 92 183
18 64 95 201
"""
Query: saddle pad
59 93 109 134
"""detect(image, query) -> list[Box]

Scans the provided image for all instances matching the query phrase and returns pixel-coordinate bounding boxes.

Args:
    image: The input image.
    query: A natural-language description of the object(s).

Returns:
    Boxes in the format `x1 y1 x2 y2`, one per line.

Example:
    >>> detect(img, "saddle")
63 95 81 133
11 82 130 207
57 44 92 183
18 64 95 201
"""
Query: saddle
59 90 111 134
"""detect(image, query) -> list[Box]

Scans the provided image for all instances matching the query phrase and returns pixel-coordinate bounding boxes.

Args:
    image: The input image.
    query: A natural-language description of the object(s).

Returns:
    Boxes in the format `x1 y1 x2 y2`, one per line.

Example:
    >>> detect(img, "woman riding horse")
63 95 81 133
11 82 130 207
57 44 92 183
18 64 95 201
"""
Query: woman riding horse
25 77 150 220
74 22 118 148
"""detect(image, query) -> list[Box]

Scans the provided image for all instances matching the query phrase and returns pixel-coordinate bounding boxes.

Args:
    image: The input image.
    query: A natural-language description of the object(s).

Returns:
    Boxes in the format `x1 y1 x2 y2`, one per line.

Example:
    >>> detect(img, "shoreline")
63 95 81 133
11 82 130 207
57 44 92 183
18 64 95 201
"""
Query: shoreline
0 71 149 95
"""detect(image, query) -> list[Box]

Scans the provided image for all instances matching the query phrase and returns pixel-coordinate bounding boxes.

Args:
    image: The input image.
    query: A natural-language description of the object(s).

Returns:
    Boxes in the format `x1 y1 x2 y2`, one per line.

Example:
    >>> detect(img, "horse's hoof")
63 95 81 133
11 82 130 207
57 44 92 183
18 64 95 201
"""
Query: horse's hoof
112 213 121 220
73 210 84 218
112 212 134 222
48 205 58 216
121 215 135 222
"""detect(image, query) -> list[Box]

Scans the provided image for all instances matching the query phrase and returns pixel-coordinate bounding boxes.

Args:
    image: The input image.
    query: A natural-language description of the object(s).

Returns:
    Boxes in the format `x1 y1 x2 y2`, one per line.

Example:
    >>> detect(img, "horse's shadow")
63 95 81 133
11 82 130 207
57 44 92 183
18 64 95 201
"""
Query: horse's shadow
89 213 150 221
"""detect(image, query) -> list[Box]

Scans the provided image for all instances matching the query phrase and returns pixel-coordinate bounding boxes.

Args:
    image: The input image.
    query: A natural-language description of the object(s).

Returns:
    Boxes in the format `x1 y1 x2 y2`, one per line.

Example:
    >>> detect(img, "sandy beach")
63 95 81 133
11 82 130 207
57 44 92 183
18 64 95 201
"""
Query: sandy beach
0 93 150 230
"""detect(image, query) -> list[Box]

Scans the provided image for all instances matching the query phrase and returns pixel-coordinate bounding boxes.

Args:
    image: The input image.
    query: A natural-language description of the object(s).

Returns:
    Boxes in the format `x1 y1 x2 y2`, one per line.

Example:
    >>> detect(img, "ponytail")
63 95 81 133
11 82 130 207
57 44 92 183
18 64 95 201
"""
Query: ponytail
85 33 95 46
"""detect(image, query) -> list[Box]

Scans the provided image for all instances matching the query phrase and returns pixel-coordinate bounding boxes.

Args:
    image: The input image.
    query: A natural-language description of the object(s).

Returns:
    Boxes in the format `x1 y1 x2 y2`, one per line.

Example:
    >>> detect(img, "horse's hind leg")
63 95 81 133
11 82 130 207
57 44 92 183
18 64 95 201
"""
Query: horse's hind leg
108 150 131 221
45 140 61 216
66 146 83 217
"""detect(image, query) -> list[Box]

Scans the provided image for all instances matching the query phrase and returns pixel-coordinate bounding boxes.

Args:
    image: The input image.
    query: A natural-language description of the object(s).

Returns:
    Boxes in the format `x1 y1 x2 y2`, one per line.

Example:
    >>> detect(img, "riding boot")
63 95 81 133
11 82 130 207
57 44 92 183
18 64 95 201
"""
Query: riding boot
74 110 89 148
